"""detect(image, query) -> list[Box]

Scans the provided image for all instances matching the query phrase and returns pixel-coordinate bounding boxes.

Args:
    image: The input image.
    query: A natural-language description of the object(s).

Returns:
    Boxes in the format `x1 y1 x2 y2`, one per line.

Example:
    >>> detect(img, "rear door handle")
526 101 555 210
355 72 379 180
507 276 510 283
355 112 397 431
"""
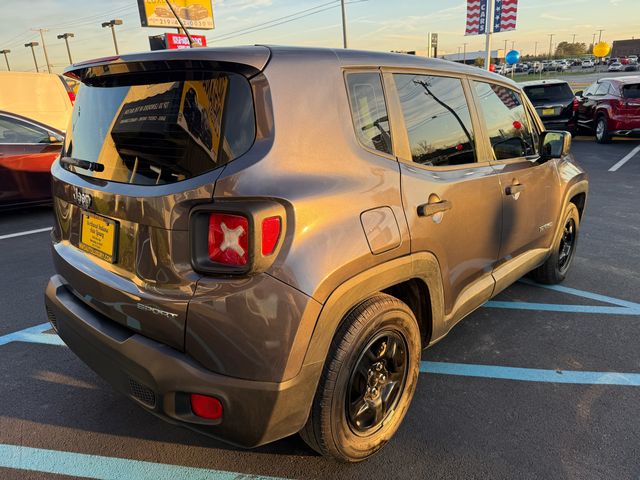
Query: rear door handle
417 200 452 217
506 184 525 196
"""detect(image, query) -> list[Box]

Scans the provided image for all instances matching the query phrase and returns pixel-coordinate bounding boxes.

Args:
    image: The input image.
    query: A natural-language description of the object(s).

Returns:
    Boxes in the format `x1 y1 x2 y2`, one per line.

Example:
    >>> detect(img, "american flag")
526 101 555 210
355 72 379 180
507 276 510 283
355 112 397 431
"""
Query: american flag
491 84 520 110
465 0 488 36
493 0 518 33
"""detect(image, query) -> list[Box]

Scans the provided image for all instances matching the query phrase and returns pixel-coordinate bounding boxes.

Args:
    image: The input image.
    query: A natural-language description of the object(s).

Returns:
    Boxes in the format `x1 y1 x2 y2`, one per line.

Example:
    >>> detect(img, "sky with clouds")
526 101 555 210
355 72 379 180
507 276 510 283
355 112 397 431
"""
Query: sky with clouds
0 0 638 73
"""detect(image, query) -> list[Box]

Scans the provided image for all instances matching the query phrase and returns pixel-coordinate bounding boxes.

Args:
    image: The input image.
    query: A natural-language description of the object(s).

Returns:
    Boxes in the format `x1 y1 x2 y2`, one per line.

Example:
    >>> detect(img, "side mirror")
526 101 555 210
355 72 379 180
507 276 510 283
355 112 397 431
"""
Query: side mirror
574 90 583 98
48 134 64 144
540 131 571 161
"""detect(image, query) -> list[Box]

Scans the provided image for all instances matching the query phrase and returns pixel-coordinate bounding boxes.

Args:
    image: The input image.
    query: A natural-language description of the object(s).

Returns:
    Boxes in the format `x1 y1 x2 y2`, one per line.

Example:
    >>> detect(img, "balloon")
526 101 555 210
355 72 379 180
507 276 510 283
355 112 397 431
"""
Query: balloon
489 63 496 72
505 49 520 65
593 42 610 58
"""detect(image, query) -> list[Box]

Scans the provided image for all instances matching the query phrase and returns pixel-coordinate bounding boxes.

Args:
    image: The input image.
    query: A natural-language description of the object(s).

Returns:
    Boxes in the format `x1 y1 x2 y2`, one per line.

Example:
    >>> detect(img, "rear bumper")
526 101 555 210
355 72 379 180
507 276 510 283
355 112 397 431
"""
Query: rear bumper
541 118 575 131
44 274 322 448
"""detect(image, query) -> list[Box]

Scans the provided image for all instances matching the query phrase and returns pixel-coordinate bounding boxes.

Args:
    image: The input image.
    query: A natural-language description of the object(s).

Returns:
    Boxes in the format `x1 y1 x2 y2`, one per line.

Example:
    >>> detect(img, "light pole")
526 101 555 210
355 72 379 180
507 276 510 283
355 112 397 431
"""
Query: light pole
102 19 123 55
597 29 604 43
57 33 75 64
548 33 555 60
511 41 515 51
340 0 348 49
31 28 51 73
534 41 538 57
0 49 10 71
503 39 509 56
463 43 468 64
572 33 576 44
591 33 596 51
25 42 39 72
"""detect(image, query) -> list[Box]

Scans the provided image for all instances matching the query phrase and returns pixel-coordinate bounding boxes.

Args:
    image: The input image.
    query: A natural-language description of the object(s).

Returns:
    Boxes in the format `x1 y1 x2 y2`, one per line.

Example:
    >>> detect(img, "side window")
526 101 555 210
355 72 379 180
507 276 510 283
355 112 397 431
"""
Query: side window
0 116 50 144
346 72 392 155
584 83 598 96
393 74 476 167
595 82 610 96
473 81 536 160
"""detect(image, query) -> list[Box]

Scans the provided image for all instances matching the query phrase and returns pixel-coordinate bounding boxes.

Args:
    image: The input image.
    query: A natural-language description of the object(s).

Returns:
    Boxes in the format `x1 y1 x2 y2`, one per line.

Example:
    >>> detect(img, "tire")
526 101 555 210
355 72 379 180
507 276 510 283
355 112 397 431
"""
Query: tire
299 293 421 462
595 115 612 144
530 203 580 285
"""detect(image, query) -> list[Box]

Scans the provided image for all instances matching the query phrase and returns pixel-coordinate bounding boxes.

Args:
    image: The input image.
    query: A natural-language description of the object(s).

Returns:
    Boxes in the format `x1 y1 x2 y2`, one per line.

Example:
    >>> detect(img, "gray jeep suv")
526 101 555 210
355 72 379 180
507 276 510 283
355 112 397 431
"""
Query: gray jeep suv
44 46 588 462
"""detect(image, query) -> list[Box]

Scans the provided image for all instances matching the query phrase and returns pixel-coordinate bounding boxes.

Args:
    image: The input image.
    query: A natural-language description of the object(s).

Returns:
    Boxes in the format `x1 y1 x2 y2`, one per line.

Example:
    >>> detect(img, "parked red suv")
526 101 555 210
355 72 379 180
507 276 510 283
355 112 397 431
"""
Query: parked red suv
576 76 640 143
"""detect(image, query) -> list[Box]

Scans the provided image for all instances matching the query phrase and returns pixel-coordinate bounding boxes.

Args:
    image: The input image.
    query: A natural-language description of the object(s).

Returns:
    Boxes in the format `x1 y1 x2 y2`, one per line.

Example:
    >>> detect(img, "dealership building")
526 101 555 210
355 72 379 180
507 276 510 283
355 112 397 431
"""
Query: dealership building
611 39 640 57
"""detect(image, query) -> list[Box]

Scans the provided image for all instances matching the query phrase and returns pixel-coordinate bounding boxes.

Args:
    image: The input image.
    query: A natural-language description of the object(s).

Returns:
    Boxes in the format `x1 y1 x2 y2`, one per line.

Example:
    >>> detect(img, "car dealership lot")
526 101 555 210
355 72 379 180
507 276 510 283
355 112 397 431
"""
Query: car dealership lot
1 139 639 479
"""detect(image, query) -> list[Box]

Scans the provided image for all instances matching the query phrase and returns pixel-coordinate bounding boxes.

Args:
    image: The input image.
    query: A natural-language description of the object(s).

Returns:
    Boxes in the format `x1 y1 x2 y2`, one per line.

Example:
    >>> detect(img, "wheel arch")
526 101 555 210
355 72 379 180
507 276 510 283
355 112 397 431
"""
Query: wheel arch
302 252 445 369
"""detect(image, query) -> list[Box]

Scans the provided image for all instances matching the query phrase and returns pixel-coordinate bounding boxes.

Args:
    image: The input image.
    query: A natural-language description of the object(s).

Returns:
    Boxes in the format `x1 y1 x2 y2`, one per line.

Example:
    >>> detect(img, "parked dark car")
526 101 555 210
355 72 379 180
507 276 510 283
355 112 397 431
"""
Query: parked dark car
44 46 588 462
576 76 640 142
0 111 63 209
521 79 578 134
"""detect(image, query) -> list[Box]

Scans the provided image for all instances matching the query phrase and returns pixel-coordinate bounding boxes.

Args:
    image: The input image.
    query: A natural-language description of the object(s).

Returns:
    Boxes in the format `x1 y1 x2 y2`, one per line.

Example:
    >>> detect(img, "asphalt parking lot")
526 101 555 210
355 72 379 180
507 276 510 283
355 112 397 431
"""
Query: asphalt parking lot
1 137 639 480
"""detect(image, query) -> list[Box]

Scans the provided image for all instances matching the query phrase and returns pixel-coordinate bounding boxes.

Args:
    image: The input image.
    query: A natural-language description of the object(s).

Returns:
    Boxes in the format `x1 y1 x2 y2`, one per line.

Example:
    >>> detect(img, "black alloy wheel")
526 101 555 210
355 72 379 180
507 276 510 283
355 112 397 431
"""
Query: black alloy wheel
558 217 576 273
346 331 408 435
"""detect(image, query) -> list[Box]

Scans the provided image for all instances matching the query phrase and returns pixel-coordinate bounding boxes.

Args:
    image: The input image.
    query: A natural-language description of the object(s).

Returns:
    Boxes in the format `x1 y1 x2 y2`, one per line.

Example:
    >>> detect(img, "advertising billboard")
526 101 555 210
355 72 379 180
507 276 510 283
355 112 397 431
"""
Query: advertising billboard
165 32 207 49
137 0 215 30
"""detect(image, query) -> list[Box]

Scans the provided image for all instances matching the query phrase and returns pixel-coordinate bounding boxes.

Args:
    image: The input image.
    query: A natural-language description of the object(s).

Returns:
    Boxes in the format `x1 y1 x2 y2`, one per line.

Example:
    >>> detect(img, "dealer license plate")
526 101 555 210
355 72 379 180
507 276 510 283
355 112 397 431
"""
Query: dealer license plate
79 212 118 263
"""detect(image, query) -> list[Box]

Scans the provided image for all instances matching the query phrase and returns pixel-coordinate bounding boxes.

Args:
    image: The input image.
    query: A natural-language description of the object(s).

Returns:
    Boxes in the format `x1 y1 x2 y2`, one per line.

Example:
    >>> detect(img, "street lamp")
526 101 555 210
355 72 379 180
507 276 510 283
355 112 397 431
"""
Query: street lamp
57 32 75 64
463 43 468 64
0 49 10 71
24 42 39 72
102 19 123 55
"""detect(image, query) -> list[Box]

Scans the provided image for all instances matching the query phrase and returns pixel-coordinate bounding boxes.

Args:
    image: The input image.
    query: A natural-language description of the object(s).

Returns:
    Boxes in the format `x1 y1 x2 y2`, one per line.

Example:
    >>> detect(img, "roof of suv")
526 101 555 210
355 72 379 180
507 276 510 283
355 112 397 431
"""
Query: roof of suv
519 79 570 87
597 75 640 84
65 44 513 86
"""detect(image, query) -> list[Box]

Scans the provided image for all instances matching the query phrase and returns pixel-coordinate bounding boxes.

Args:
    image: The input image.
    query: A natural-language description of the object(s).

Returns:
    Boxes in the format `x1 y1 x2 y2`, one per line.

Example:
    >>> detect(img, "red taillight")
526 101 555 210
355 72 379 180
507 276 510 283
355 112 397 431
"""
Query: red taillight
261 216 281 256
190 394 223 420
208 213 249 266
573 98 579 112
67 91 76 105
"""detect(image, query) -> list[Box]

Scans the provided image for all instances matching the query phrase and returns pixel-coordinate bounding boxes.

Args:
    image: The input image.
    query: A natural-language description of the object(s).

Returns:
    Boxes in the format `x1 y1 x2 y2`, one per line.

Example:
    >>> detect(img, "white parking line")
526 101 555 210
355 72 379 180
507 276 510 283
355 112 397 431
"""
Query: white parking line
609 144 640 172
0 227 52 241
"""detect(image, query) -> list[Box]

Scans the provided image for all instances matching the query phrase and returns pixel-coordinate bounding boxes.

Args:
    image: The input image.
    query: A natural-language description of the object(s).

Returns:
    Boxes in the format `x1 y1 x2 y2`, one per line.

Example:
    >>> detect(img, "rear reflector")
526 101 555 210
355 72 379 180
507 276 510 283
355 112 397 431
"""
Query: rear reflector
68 91 76 105
208 213 249 266
261 216 281 256
190 394 223 420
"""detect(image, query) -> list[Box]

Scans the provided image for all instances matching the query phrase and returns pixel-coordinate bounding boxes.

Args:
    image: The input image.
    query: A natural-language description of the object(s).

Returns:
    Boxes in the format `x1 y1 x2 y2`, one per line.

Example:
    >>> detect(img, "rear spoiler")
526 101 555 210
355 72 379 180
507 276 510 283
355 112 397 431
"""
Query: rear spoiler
63 46 271 85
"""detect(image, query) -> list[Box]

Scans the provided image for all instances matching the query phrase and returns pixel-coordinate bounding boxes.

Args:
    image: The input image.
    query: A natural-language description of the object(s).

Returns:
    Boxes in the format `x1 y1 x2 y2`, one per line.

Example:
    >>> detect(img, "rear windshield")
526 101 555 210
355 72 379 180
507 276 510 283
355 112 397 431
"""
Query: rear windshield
524 83 573 103
62 72 255 185
623 84 640 98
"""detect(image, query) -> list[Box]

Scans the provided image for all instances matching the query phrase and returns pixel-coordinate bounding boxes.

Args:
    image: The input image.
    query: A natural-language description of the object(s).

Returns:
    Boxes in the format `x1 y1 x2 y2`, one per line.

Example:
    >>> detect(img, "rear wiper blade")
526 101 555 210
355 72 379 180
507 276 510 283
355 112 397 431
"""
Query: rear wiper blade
60 156 105 172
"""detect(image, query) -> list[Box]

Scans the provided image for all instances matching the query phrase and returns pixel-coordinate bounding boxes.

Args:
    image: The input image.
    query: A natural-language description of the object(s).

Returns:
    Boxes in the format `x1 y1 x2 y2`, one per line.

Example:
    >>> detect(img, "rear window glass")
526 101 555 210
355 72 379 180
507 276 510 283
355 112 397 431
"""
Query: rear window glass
524 83 573 103
623 84 640 98
346 72 392 155
62 72 255 185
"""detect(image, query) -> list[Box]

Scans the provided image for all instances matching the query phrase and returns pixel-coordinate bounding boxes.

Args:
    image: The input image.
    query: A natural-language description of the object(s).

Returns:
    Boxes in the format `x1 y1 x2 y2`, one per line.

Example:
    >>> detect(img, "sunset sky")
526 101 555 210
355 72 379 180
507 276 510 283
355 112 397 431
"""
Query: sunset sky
1 0 638 73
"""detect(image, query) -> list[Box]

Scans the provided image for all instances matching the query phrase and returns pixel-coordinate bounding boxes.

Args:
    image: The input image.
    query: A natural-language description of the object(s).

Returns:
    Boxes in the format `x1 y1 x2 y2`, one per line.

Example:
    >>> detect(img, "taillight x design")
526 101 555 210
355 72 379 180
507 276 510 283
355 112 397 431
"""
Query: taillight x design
191 202 284 274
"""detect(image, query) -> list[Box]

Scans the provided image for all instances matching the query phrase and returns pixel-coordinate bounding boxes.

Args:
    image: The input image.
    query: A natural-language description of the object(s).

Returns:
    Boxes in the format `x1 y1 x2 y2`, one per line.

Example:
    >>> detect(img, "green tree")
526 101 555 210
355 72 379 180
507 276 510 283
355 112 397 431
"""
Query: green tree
555 41 588 57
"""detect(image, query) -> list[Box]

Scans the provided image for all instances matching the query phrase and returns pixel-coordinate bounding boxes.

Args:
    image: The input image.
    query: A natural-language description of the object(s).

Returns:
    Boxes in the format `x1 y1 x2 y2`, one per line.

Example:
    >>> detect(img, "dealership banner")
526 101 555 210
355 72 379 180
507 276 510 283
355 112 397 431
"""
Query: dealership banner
138 0 214 30
465 0 488 36
493 0 518 33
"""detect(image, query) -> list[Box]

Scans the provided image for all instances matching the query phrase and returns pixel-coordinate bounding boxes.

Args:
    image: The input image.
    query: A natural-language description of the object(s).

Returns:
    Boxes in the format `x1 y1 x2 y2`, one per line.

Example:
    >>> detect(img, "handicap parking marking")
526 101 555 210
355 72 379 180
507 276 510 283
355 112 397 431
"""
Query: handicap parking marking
609 144 640 172
0 444 287 480
484 279 640 315
0 227 52 241
0 322 65 347
421 362 640 386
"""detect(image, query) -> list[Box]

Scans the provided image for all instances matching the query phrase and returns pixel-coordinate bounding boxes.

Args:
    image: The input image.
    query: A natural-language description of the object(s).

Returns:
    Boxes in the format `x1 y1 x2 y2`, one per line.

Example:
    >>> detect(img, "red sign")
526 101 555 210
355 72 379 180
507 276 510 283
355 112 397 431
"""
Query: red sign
165 33 207 49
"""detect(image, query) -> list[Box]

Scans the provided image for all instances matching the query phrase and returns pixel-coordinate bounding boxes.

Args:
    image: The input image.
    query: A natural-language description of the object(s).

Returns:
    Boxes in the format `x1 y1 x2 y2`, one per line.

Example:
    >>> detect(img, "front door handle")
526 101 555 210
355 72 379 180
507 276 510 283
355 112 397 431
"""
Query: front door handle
417 200 452 217
506 184 525 196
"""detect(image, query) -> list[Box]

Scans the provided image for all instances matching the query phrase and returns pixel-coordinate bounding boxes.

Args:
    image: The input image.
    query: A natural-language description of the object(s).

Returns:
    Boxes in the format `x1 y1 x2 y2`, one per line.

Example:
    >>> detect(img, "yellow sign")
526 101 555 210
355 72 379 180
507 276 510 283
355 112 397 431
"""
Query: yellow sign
542 108 555 116
79 213 118 263
138 0 214 30
593 42 611 58
178 78 229 161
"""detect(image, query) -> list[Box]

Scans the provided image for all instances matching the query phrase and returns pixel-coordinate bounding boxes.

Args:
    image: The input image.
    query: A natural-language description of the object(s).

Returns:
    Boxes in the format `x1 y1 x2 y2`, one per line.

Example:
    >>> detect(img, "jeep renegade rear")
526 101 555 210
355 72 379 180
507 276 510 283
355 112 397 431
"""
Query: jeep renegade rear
45 46 588 462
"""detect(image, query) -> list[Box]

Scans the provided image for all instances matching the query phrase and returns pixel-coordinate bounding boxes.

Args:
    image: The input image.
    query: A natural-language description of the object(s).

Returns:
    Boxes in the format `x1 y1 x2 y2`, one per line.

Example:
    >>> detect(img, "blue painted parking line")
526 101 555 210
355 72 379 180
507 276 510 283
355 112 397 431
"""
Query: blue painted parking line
484 279 640 315
0 322 65 347
421 361 640 386
0 444 286 480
